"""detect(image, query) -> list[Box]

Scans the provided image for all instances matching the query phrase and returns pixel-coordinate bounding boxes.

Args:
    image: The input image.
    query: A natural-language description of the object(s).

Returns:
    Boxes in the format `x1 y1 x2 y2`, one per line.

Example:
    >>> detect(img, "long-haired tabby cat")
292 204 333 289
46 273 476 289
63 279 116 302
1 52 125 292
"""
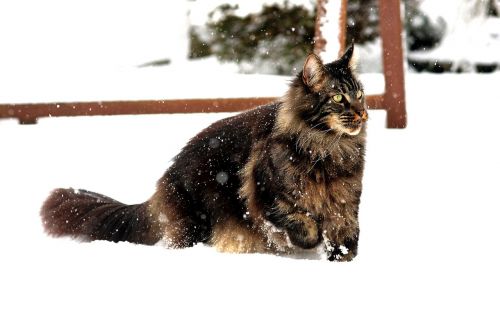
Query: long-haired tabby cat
41 45 368 261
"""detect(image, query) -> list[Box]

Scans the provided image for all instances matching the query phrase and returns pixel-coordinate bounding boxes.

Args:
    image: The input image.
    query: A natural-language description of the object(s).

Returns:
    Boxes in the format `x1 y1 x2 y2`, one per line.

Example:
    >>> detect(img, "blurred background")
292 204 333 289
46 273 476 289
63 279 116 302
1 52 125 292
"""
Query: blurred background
1 0 499 80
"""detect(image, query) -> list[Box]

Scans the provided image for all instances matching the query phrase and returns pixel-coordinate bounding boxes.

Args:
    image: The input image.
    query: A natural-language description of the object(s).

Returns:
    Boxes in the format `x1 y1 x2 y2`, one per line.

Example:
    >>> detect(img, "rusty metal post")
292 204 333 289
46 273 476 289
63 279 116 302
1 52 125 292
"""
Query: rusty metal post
337 0 348 55
314 0 328 55
379 0 407 128
314 0 347 57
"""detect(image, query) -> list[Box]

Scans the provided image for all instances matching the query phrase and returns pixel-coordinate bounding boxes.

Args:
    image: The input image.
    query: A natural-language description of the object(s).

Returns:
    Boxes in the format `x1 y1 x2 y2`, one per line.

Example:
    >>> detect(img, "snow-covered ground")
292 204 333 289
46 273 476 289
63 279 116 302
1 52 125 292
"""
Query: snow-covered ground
1 73 500 332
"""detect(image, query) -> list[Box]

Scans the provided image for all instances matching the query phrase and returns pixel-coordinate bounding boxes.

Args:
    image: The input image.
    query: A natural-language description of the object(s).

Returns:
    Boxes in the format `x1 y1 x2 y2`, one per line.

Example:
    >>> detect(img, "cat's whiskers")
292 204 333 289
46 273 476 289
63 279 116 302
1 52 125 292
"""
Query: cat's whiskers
307 156 324 174
331 131 344 151
310 121 328 130
294 137 301 154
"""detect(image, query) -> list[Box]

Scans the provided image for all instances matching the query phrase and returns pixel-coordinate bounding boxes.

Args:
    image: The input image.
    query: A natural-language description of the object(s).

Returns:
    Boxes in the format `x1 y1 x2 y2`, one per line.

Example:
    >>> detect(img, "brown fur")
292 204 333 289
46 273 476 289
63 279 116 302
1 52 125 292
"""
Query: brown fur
41 188 159 245
41 45 367 261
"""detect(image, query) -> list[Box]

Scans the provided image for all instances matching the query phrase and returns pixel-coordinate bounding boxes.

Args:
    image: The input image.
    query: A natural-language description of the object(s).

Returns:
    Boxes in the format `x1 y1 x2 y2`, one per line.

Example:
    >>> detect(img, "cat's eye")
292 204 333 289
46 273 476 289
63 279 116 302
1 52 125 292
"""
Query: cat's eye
356 91 363 99
332 94 343 103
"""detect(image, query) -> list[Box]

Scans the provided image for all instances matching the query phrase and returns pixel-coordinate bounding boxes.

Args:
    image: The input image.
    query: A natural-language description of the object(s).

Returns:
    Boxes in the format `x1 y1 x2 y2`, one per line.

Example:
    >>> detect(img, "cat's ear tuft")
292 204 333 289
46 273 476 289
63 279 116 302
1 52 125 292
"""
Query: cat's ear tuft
302 53 326 91
338 43 355 68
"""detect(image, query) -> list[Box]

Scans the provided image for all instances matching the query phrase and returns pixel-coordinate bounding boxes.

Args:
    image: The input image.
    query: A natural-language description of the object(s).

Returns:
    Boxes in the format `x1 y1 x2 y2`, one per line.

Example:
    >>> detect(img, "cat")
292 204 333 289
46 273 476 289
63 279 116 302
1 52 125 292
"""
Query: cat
41 44 368 261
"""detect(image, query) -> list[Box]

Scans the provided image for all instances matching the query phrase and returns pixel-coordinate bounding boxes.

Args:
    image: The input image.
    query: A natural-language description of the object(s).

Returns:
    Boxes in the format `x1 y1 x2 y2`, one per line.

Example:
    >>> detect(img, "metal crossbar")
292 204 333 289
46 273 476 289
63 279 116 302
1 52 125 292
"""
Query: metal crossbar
0 0 406 128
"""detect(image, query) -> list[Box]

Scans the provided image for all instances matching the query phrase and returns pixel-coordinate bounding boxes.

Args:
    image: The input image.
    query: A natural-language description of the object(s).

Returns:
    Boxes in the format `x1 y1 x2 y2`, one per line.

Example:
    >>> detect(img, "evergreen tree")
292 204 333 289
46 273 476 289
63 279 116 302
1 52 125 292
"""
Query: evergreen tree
404 0 446 51
346 0 379 44
190 2 316 74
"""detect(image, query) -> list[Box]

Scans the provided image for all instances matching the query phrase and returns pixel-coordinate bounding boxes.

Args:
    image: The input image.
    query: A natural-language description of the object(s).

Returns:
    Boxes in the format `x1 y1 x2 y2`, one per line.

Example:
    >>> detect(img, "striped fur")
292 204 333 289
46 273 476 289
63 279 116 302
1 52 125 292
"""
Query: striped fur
41 45 367 261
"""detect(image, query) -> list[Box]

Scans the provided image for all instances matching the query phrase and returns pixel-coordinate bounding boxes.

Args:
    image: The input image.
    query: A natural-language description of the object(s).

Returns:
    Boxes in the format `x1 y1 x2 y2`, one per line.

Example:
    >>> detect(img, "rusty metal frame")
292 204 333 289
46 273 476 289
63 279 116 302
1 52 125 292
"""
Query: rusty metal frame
0 98 276 125
378 0 407 128
0 0 406 127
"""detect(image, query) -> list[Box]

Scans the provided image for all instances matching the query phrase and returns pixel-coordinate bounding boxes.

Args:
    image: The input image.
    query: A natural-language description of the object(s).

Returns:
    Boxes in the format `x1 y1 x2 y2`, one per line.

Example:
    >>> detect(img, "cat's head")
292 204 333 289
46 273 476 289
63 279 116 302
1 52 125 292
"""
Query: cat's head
296 45 367 136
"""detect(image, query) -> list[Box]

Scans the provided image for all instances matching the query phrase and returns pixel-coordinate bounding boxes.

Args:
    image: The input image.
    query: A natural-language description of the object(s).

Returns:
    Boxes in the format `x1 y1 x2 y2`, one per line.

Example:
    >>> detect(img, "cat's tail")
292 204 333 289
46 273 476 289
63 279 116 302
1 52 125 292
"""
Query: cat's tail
40 188 161 245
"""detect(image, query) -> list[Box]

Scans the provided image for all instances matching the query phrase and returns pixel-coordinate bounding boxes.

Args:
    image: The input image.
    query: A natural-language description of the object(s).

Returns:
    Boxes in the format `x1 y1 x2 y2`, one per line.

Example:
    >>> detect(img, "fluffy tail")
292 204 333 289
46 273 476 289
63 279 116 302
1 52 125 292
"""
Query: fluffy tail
41 188 161 245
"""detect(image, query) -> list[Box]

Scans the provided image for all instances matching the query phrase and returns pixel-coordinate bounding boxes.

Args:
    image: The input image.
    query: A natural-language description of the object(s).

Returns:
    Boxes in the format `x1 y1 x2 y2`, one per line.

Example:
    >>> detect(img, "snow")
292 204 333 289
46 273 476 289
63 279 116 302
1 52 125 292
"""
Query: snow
1 73 500 333
410 0 500 69
355 38 383 73
420 0 488 31
0 0 314 76
0 0 185 72
0 58 386 104
409 17 500 66
0 58 285 104
216 171 229 185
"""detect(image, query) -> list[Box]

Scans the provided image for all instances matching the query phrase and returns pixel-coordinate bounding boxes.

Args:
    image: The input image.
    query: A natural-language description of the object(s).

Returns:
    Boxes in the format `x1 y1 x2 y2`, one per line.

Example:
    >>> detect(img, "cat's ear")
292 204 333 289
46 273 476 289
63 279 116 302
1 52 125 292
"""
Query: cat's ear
302 53 326 91
338 43 356 69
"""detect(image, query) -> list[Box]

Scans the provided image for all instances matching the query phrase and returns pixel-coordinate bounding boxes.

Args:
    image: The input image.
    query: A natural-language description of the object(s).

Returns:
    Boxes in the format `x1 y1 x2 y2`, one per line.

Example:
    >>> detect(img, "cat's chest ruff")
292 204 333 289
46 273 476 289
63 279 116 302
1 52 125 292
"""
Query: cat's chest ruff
293 171 361 219
279 137 364 218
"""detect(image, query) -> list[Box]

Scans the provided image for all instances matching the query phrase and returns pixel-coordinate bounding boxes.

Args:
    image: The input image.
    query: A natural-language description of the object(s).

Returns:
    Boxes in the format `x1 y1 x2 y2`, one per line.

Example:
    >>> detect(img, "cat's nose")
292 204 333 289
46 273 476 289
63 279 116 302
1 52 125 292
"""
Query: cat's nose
353 109 368 122
361 110 368 121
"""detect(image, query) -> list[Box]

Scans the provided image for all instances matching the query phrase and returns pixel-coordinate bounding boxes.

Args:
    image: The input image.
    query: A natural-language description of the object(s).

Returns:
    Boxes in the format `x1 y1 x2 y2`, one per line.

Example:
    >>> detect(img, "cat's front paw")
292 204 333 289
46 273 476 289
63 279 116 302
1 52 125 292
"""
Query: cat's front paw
286 217 321 249
325 241 356 262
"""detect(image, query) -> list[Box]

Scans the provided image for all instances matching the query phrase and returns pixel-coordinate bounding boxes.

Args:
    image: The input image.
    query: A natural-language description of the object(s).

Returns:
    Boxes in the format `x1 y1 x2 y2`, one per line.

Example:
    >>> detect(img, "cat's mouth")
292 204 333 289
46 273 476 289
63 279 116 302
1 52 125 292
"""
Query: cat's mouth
344 122 363 136
327 120 362 136
343 111 367 136
325 113 366 136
